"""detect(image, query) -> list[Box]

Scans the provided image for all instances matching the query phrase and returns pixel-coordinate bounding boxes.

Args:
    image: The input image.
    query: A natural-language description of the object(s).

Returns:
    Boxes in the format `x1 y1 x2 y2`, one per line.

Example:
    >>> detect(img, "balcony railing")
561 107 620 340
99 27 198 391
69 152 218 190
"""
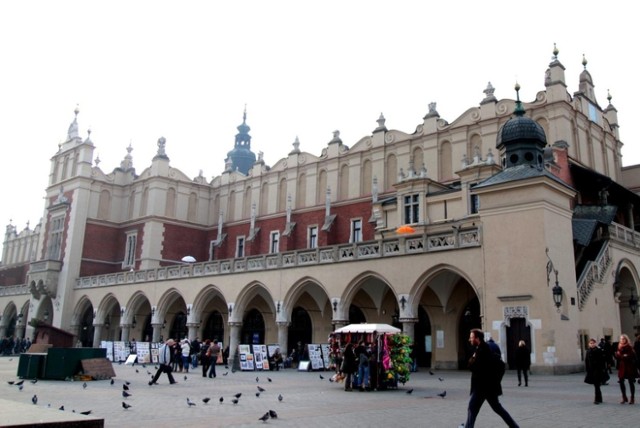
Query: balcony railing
75 225 481 289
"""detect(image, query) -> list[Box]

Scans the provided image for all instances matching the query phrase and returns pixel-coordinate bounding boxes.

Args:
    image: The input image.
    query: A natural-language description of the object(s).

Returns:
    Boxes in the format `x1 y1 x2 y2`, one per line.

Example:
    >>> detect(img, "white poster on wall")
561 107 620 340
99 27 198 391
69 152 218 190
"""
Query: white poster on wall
436 330 444 349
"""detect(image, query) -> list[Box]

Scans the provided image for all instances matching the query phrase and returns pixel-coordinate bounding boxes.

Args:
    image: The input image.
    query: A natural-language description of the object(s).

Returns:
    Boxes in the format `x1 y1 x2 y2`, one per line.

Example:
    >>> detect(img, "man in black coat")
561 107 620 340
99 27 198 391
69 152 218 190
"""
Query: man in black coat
464 329 519 428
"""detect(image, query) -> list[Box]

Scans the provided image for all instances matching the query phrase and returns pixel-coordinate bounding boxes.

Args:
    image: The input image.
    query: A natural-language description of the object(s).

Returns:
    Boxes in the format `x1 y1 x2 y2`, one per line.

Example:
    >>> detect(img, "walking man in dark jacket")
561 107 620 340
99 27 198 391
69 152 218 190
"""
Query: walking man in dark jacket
465 329 519 428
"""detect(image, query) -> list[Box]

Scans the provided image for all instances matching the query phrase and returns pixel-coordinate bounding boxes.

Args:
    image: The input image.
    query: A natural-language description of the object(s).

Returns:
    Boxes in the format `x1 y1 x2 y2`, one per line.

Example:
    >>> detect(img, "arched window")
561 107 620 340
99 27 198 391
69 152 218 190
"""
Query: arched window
339 164 349 200
385 154 397 191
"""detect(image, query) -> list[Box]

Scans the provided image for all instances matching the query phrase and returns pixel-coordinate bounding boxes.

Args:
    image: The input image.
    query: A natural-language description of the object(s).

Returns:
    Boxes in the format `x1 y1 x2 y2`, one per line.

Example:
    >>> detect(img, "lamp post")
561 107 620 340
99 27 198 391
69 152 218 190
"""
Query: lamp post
44 310 50 323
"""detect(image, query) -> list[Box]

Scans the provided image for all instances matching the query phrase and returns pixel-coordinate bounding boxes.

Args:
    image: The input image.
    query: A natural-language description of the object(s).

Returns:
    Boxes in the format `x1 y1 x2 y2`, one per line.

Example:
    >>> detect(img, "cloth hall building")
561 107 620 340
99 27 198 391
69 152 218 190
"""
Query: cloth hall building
2 49 640 373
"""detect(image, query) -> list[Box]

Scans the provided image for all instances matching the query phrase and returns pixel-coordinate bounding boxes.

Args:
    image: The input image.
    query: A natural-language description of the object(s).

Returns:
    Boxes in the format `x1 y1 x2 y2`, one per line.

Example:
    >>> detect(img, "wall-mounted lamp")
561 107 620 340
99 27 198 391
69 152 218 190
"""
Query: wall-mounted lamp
228 305 233 315
546 248 564 310
162 319 167 329
44 310 50 322
332 300 337 312
151 307 156 317
276 302 281 313
399 296 407 311
132 316 137 328
121 308 125 316
186 306 191 316
93 310 96 319
17 313 23 324
105 315 111 330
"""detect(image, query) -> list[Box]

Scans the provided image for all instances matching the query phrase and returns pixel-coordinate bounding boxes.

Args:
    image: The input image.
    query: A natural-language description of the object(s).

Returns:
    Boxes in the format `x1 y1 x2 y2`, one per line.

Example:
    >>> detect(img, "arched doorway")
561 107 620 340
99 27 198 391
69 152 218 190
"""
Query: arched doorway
203 311 225 342
141 314 153 342
241 309 265 344
506 318 531 369
414 305 432 368
287 307 311 353
457 296 481 369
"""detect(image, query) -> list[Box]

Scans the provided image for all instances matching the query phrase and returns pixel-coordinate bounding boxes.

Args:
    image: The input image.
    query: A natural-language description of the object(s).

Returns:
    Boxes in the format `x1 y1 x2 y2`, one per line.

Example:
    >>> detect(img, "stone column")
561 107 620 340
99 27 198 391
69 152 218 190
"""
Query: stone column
400 319 417 339
152 323 163 343
228 322 242 370
277 322 290 355
92 324 105 347
120 325 131 343
187 323 199 341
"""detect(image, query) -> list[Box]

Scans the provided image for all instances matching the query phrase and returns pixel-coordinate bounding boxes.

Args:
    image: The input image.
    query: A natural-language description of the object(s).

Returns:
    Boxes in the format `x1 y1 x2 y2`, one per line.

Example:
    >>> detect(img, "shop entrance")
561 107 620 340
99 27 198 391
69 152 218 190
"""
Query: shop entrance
241 308 265 344
202 310 224 342
457 296 481 369
414 305 432 368
506 317 531 369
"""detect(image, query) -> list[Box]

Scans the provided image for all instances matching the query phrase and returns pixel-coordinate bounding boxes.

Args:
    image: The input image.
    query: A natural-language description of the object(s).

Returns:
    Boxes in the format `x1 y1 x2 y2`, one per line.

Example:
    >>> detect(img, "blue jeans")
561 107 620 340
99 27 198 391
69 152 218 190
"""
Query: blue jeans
181 355 190 372
357 365 370 388
465 390 519 428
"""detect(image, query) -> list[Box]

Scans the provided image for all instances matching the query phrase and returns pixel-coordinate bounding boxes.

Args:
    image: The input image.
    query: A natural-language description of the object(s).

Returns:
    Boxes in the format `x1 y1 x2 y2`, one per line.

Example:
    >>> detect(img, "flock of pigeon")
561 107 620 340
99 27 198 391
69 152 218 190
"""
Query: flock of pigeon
6 361 447 423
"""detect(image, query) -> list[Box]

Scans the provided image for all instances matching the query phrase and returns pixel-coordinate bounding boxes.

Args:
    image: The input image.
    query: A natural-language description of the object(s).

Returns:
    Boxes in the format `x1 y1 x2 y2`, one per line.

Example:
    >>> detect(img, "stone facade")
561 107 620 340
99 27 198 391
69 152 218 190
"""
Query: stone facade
1 48 639 373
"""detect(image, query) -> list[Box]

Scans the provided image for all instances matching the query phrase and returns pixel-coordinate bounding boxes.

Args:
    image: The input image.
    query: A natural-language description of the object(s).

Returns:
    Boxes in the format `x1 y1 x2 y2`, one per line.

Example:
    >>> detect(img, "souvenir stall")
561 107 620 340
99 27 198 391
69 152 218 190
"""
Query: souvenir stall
332 323 413 390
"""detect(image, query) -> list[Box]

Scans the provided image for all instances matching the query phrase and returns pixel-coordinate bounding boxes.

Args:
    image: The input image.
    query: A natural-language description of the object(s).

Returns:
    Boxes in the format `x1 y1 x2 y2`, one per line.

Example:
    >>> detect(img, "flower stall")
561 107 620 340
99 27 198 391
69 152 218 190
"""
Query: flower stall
332 323 413 390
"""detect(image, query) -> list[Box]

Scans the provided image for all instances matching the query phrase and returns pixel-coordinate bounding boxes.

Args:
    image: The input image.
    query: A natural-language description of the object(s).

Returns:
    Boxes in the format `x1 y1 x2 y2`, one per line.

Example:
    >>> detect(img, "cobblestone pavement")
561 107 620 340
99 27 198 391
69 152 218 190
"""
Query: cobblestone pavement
1 356 638 427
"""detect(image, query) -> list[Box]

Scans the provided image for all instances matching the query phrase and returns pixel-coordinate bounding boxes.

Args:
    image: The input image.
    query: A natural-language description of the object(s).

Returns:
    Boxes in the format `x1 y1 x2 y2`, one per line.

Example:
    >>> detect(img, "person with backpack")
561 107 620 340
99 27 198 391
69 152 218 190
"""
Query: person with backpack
464 328 518 428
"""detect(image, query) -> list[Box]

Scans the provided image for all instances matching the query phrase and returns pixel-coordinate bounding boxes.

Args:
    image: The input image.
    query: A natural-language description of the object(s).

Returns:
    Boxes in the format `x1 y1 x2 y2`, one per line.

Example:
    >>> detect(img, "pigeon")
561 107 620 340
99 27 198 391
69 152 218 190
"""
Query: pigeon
59 405 65 411
30 379 37 384
147 371 152 376
110 379 115 385
155 366 159 370
7 381 15 385
256 376 260 382
437 390 447 398
202 397 211 404
225 365 229 369
184 375 188 381
32 394 38 405
269 410 278 419
223 372 229 376
267 377 272 382
82 382 87 389
219 397 224 404
329 377 334 383
122 391 132 398
429 370 435 375
19 385 23 391
259 412 270 422
135 369 139 373
319 374 324 380
80 410 92 415
406 388 414 394
234 393 242 399
257 386 266 392
122 401 132 409
231 398 239 405
278 394 283 402
15 380 24 386
142 364 146 368
186 397 196 407
125 381 131 386
439 377 444 382
256 392 261 397
123 384 129 391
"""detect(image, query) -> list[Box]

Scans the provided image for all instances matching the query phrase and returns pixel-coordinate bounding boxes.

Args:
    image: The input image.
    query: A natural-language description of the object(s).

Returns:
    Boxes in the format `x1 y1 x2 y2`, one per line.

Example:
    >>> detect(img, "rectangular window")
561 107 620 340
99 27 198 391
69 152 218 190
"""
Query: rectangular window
123 232 137 268
236 236 245 258
47 215 65 260
269 231 280 254
209 240 216 261
308 226 318 249
350 219 363 243
470 194 480 214
404 194 420 224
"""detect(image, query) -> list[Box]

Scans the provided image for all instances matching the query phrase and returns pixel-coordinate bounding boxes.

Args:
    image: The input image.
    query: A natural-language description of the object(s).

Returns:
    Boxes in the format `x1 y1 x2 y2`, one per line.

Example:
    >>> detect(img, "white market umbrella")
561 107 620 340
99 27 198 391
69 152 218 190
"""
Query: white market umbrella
333 323 401 334
181 255 196 263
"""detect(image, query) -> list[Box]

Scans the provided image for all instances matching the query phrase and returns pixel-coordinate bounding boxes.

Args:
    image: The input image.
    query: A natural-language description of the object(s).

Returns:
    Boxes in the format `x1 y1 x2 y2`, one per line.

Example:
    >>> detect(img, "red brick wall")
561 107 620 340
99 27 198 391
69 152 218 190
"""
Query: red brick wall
162 224 209 265
0 264 28 287
80 223 144 276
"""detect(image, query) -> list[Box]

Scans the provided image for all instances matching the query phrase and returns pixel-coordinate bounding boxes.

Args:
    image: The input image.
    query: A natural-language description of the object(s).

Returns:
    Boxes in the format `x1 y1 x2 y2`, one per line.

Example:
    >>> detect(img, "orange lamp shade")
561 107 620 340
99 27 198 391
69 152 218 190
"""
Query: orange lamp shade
396 225 416 234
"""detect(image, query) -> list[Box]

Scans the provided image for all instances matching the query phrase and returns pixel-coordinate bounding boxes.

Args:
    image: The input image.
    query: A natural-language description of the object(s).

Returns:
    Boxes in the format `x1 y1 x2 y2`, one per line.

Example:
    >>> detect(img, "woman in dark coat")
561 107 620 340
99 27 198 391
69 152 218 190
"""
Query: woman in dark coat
515 340 531 387
584 338 606 404
615 334 638 404
342 343 357 391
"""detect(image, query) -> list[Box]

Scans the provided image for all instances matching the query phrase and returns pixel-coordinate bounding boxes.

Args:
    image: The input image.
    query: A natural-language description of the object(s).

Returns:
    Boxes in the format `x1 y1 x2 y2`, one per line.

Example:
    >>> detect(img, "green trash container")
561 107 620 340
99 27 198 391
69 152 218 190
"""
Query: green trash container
17 353 46 379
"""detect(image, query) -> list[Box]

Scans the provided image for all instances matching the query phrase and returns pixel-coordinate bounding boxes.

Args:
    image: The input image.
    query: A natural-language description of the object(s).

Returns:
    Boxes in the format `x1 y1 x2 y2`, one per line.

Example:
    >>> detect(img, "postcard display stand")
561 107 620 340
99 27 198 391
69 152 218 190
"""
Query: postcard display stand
239 344 254 371
101 341 114 361
308 344 324 370
135 342 151 363
320 343 331 369
252 344 269 370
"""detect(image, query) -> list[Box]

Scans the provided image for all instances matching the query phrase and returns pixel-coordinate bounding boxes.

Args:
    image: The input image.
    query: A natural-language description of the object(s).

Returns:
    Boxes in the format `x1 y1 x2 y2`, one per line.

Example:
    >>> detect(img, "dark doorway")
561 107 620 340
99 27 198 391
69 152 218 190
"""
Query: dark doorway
348 304 366 324
506 317 531 370
241 309 265 344
414 305 432 368
79 307 94 347
202 311 225 343
287 307 312 354
458 296 481 369
142 314 153 342
169 312 188 341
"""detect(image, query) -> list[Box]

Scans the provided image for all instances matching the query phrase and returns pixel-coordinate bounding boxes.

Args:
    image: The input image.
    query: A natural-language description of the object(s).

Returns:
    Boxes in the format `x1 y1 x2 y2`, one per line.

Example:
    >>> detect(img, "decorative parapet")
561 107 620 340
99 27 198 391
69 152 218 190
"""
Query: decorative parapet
75 224 481 289
0 284 29 296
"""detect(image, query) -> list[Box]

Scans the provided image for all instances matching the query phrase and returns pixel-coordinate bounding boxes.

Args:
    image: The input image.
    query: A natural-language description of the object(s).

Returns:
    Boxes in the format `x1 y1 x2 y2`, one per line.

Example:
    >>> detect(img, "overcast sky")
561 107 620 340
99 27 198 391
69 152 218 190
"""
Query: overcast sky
0 1 636 241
